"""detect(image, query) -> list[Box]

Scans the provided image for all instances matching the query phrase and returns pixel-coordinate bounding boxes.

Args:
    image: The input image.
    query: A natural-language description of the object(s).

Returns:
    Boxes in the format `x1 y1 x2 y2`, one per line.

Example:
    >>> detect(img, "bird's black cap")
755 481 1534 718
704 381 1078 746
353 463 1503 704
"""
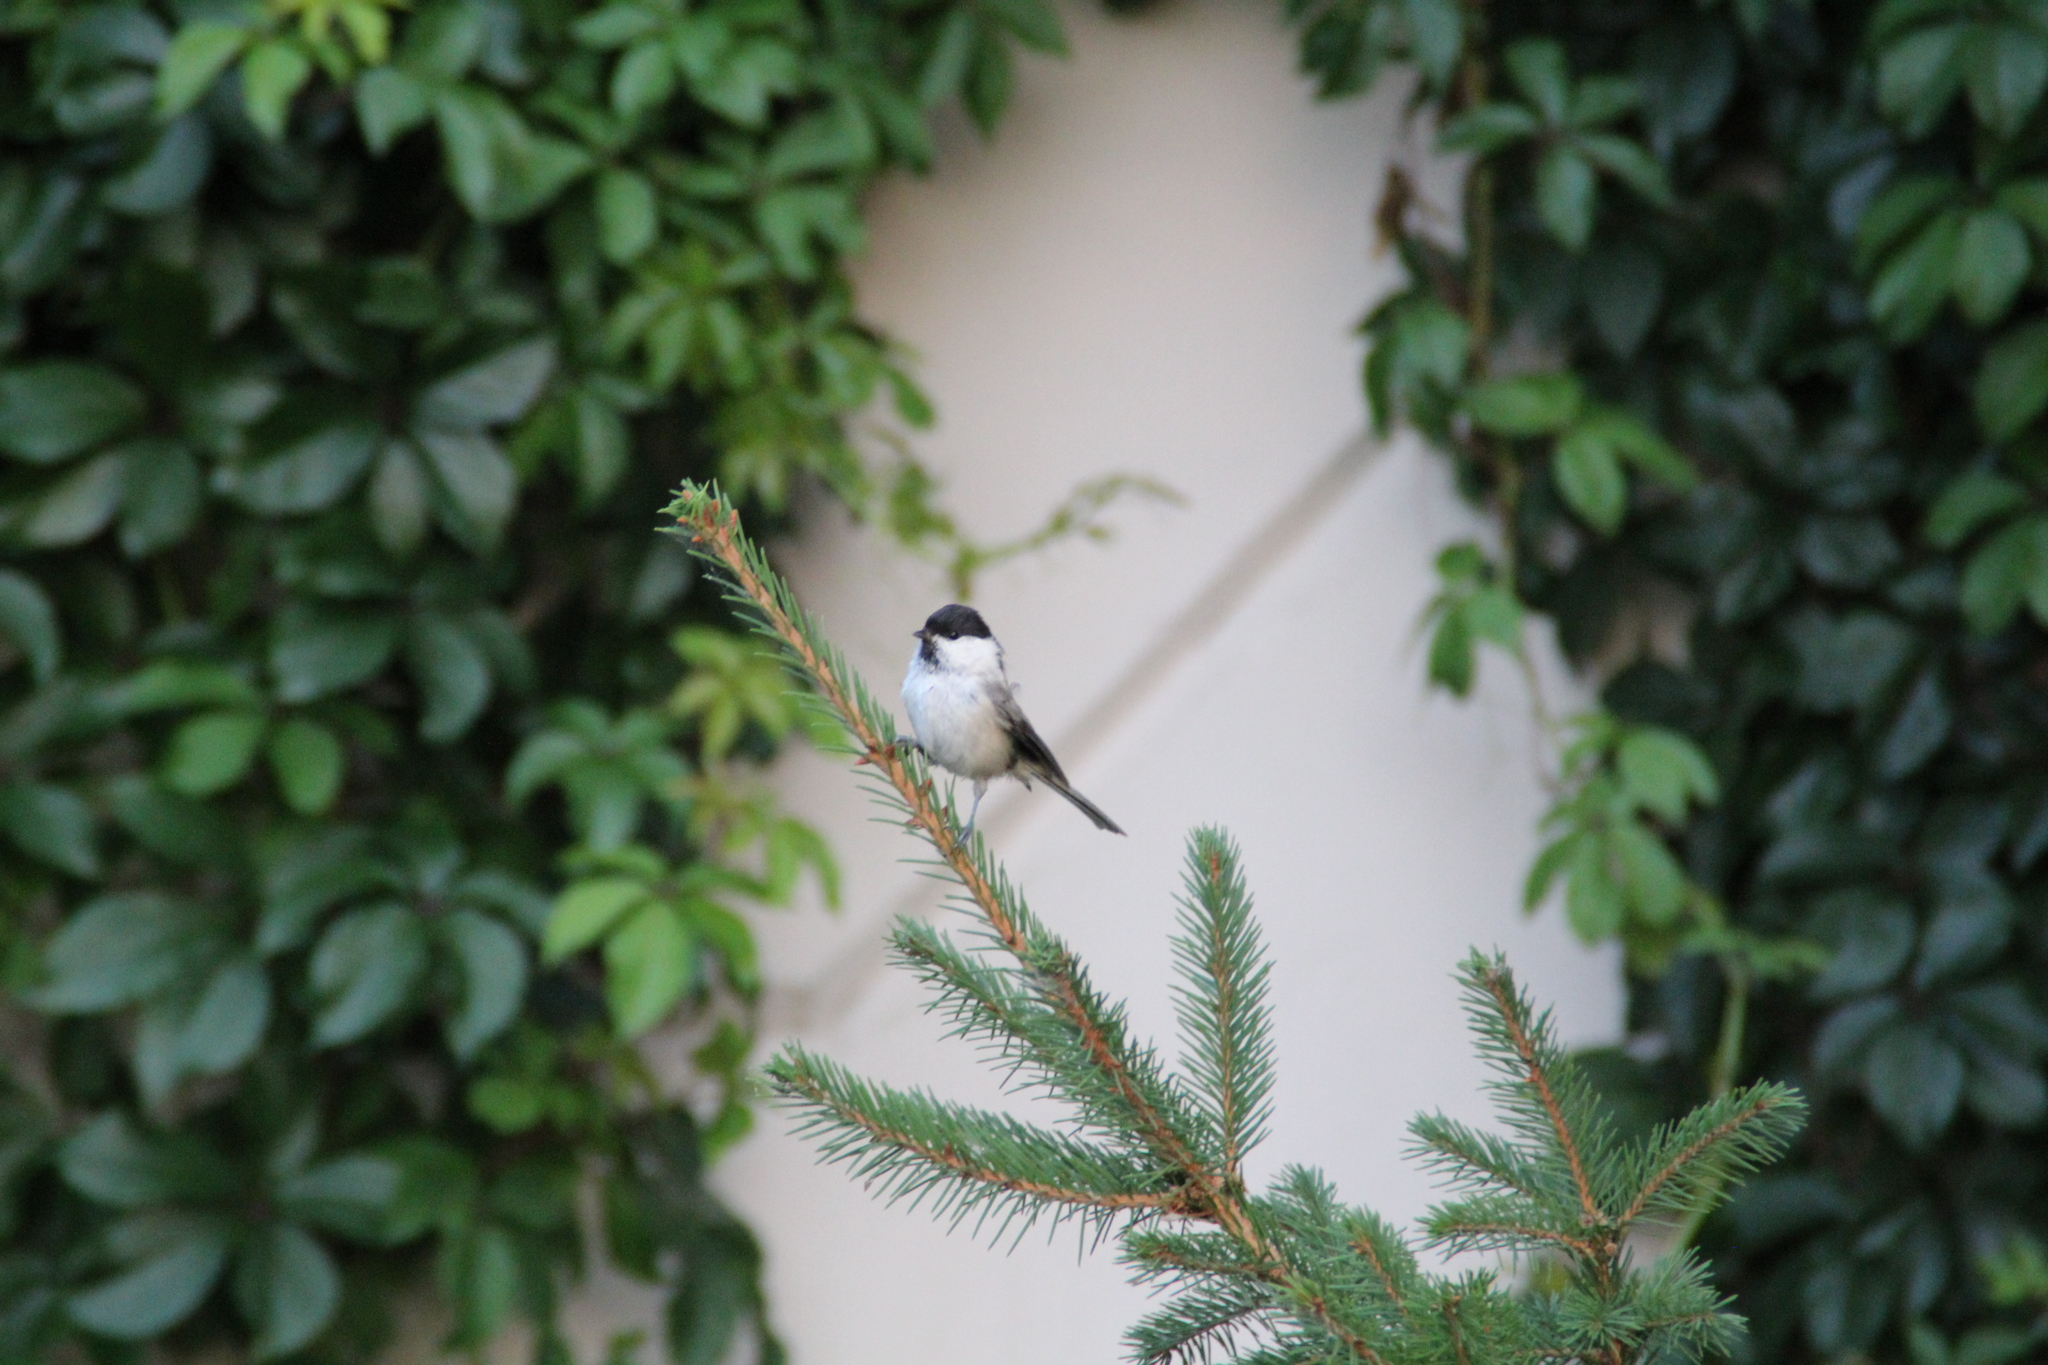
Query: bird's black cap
918 603 992 640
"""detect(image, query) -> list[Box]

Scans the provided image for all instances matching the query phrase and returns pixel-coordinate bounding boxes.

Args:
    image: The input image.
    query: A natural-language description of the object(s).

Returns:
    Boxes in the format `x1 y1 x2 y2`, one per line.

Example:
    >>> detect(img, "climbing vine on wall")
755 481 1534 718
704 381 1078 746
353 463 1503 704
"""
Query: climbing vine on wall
0 0 1077 1360
1286 0 2048 1353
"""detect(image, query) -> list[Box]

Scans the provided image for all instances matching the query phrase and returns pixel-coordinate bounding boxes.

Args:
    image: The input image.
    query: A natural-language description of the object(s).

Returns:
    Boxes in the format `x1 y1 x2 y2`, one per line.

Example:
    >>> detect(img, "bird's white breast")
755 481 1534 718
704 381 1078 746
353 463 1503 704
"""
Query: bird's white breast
903 637 1012 780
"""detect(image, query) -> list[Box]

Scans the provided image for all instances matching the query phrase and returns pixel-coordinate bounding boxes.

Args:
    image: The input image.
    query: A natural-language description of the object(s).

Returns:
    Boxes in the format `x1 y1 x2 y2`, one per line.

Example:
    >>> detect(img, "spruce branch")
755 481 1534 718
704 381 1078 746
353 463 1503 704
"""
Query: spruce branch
769 1047 1170 1237
663 486 1805 1365
669 484 1243 1221
1171 828 1275 1177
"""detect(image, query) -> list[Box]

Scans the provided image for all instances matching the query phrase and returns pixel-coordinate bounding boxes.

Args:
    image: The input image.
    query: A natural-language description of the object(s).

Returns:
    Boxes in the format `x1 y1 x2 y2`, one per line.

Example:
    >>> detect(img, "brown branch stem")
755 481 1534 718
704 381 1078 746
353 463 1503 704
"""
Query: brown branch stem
1478 966 1603 1226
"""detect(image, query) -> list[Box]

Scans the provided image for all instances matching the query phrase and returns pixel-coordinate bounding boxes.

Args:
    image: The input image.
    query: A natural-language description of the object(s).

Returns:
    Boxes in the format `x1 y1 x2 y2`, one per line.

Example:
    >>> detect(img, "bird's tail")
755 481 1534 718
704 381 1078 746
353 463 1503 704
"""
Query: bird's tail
1039 772 1125 835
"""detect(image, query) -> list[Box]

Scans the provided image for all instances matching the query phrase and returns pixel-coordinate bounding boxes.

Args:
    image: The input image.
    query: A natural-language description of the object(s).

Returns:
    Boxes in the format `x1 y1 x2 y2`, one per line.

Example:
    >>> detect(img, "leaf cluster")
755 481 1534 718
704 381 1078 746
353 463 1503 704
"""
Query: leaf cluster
1311 0 2048 1353
0 0 1076 1358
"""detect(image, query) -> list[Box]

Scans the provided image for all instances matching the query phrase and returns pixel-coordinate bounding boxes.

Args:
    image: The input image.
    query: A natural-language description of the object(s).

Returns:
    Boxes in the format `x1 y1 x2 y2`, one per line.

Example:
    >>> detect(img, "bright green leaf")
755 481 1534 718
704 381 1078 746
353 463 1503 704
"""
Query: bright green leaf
161 709 267 797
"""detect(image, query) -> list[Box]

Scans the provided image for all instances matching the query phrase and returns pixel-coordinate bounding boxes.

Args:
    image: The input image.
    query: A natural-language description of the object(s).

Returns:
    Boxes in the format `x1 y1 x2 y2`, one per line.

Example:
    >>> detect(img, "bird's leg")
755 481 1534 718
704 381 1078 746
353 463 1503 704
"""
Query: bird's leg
893 735 923 755
962 780 987 840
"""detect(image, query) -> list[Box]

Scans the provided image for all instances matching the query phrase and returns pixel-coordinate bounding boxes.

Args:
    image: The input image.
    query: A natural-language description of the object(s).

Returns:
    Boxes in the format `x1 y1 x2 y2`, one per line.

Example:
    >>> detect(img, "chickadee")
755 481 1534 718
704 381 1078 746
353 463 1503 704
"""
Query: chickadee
902 604 1124 837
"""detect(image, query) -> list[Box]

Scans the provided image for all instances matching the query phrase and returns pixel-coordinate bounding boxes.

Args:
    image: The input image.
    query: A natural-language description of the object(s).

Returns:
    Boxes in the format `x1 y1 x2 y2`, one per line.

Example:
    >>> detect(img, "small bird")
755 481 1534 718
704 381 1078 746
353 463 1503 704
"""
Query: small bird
901 604 1124 837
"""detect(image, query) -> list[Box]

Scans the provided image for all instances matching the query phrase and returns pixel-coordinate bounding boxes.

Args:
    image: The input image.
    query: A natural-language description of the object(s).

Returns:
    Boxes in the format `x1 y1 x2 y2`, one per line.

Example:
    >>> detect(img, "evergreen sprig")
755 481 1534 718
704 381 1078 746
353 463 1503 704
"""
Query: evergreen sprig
667 482 1808 1365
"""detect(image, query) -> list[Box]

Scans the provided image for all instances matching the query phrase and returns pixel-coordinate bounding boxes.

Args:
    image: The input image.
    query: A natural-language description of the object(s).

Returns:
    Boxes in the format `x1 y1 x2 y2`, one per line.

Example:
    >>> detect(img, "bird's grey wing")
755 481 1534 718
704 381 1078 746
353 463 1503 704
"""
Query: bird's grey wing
993 687 1070 784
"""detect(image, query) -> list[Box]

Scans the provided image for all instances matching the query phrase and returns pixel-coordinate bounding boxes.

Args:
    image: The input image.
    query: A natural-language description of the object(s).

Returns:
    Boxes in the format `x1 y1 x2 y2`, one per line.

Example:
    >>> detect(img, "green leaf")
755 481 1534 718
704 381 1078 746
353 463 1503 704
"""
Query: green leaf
1795 513 1902 588
466 1078 546 1133
1503 38 1570 123
101 116 214 217
355 65 430 156
0 363 145 464
1964 25 2048 137
0 569 59 682
1875 666 1951 780
1435 102 1541 153
1785 609 1918 712
1582 241 1662 357
1523 835 1573 911
1952 209 2030 325
118 439 202 556
367 437 429 558
171 953 271 1077
611 39 676 117
595 168 658 265
135 952 273 1101
1576 132 1671 206
1610 822 1686 926
1553 424 1627 534
604 901 694 1036
276 1155 399 1241
416 341 555 428
1915 887 2013 988
161 709 266 797
1537 144 1597 250
268 718 344 815
1997 177 2048 241
916 8 977 108
234 1223 339 1360
695 37 802 127
67 1218 229 1339
572 388 630 507
440 909 527 1060
1926 470 2028 548
1462 585 1522 650
241 40 312 141
1877 23 1966 136
406 612 492 742
544 877 650 962
432 88 500 215
23 452 124 547
0 780 99 878
1427 604 1473 695
1870 209 1960 340
970 0 1056 53
1617 728 1719 820
1864 1019 1964 1148
270 601 401 703
29 893 200 1011
1465 372 1583 436
58 1117 188 1208
155 21 249 118
417 430 517 554
1961 516 2048 634
308 903 428 1047
573 6 661 47
1977 320 2048 441
107 659 260 715
1399 0 1462 85
1569 75 1640 126
1856 173 1961 273
106 775 238 868
222 424 378 514
1565 833 1625 942
1807 887 1916 998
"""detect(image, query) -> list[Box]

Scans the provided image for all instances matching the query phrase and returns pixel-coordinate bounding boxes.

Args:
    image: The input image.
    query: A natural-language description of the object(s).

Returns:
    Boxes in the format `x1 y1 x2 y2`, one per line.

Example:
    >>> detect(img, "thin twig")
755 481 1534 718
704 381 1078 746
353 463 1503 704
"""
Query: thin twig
778 1070 1171 1213
1478 966 1603 1225
1618 1092 1783 1227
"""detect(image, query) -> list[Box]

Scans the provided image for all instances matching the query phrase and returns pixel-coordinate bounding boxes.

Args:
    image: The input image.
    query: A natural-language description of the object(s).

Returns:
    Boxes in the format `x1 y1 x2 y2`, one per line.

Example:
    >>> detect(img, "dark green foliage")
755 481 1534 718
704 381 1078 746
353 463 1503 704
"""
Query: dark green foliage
1306 0 2048 1352
0 0 1068 1359
667 483 1806 1365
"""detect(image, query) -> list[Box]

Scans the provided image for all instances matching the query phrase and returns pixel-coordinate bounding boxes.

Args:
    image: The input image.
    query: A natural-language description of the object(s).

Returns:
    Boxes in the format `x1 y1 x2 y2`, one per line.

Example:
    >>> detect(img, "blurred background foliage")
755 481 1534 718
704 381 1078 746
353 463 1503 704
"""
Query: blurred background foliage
0 0 1073 1361
1317 0 2048 1350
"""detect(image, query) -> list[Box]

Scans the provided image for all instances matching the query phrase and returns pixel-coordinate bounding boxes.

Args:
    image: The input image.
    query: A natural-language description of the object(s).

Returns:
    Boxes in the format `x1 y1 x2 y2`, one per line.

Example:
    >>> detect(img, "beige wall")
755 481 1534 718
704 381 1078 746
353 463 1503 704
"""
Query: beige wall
573 2 1624 1361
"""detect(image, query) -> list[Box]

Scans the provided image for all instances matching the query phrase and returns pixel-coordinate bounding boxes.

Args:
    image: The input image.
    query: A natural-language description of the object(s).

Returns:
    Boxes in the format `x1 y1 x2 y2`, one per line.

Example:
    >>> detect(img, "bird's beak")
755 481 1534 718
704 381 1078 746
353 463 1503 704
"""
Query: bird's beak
911 629 926 640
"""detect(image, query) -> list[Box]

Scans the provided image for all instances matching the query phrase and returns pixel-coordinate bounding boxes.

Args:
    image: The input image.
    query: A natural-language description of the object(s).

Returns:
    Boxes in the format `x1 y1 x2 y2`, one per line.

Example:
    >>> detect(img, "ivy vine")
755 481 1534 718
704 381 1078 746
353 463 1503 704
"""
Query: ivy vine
1299 0 2048 1353
0 0 1091 1361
